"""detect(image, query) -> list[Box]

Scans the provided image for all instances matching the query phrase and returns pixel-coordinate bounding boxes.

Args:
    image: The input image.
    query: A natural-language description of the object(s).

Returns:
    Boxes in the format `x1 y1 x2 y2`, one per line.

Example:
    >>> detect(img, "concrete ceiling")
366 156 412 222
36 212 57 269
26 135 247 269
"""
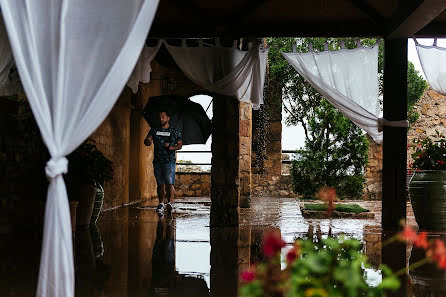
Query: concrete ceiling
148 0 446 38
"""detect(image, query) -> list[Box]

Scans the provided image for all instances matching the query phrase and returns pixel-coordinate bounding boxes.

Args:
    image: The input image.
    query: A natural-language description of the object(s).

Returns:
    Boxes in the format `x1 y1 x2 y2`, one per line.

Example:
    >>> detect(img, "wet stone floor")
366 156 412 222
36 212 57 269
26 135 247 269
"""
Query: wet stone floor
1 196 445 297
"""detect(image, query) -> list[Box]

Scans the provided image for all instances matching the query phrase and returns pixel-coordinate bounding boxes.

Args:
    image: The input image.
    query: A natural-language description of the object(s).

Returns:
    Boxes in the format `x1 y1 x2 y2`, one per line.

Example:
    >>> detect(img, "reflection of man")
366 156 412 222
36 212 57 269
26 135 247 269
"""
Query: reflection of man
151 213 176 294
144 110 182 214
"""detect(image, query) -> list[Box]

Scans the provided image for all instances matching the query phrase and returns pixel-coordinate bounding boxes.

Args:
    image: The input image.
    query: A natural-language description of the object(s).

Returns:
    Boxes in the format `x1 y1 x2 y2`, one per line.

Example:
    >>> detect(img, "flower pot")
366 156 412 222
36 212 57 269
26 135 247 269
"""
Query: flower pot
409 170 446 230
67 179 97 227
90 184 104 225
409 239 446 297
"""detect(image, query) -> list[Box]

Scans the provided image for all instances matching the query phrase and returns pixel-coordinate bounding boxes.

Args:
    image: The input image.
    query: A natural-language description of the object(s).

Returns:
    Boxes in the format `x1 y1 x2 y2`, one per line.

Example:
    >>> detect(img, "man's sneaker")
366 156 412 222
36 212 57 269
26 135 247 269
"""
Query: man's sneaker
166 202 173 213
156 203 164 213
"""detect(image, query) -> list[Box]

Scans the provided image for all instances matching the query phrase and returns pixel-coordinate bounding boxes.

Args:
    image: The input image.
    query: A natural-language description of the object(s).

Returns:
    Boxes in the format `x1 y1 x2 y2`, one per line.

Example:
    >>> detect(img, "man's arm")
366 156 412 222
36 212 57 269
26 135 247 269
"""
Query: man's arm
144 133 153 146
168 140 183 151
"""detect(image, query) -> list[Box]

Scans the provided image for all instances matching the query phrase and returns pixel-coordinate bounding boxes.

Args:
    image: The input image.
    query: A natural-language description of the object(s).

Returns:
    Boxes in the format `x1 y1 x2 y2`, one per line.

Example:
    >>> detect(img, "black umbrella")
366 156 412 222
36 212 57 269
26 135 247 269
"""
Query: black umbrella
142 94 212 145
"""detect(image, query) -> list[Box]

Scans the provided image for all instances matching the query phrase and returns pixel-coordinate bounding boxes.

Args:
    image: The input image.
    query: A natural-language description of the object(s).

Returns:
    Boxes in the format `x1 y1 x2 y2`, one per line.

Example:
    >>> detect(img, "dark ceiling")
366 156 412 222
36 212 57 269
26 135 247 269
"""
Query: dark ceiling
149 0 446 38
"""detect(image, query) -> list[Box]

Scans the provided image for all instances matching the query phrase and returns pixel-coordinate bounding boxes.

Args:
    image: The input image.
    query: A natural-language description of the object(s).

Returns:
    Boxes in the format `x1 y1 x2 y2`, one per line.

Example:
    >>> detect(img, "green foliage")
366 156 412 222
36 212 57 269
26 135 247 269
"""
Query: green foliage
304 203 370 213
289 100 368 199
407 61 427 124
268 37 426 198
66 140 114 186
268 38 370 199
177 159 193 164
410 131 446 170
239 236 399 297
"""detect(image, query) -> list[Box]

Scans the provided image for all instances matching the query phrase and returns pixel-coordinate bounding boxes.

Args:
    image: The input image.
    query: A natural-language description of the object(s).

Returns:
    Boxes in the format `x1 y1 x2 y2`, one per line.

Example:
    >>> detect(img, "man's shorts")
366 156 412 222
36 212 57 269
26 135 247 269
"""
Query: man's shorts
154 163 176 185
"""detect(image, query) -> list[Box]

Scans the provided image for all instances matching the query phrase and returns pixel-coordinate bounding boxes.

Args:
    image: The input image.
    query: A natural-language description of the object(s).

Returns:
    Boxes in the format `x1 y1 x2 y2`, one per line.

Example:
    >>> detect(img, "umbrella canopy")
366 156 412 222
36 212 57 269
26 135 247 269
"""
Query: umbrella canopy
142 94 212 145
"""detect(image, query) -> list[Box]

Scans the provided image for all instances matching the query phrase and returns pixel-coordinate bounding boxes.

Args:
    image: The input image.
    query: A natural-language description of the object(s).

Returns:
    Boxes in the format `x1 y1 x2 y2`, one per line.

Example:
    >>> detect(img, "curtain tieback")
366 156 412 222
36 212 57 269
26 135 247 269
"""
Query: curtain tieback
378 118 409 132
45 157 68 181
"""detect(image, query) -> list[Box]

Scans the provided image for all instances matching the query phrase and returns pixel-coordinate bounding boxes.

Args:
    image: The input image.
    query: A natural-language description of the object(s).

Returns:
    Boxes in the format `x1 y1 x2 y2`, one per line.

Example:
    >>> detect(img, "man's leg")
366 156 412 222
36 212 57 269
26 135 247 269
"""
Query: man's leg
165 164 176 212
157 184 166 204
154 164 166 213
166 184 175 203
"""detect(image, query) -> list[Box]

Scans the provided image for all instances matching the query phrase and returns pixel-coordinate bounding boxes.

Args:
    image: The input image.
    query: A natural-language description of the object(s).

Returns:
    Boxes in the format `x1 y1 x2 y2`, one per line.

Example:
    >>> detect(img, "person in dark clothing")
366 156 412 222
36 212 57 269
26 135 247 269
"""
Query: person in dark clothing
144 110 182 214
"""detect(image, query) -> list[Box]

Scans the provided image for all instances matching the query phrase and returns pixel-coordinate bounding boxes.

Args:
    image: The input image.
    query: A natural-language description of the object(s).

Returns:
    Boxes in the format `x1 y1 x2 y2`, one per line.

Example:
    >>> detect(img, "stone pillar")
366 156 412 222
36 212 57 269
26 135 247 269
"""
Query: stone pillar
363 134 383 200
211 95 240 227
210 226 251 297
129 91 143 202
239 102 252 208
252 80 283 196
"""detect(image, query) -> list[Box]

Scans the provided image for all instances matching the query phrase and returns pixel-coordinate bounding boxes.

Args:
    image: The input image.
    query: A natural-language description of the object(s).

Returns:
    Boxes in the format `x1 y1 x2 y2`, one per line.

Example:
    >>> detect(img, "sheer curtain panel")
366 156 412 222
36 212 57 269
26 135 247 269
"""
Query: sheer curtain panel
127 40 162 93
282 42 407 143
165 40 268 109
0 0 159 296
415 38 446 95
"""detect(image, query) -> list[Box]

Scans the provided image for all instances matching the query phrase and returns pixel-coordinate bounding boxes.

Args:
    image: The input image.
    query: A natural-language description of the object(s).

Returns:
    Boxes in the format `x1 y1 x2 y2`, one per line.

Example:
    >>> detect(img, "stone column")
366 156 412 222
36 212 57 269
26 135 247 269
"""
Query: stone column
239 102 252 208
211 95 240 227
210 226 251 297
252 80 283 196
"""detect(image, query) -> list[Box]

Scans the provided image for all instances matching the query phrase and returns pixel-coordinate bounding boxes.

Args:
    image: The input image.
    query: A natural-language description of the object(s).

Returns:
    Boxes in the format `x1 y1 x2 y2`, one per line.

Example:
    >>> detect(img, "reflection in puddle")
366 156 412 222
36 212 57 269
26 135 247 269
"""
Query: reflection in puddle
2 197 445 297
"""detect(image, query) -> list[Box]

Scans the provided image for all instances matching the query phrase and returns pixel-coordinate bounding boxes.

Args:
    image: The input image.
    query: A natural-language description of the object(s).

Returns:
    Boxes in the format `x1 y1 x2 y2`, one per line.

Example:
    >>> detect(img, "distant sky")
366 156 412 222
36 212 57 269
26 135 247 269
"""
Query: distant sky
177 39 446 166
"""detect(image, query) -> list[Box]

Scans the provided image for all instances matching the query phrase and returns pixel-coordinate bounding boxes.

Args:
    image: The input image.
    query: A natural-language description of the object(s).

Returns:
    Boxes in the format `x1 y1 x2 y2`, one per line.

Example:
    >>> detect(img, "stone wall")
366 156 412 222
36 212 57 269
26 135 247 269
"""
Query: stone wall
364 87 446 201
407 88 446 164
363 135 383 201
251 79 296 198
175 173 211 197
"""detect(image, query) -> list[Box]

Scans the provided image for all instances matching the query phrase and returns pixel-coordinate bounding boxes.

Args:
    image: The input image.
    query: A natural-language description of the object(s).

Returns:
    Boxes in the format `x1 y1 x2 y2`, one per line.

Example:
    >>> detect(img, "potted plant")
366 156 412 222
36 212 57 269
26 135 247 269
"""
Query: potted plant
65 139 113 227
409 131 446 230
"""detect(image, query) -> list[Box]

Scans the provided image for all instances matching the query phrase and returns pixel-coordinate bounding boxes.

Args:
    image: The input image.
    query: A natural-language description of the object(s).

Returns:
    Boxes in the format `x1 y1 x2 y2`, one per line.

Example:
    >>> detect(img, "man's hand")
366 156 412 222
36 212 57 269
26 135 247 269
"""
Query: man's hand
168 141 183 151
144 137 152 146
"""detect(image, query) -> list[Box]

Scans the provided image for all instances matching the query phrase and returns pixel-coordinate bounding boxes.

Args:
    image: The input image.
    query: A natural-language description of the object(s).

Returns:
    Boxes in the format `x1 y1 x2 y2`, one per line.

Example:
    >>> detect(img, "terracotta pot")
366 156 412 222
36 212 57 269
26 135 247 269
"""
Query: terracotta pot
409 170 446 230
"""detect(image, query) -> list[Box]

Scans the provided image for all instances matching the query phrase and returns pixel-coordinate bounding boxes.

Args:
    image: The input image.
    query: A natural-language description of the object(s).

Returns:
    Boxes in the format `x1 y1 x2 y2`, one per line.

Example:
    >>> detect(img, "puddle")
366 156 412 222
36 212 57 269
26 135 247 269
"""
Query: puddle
0 197 443 296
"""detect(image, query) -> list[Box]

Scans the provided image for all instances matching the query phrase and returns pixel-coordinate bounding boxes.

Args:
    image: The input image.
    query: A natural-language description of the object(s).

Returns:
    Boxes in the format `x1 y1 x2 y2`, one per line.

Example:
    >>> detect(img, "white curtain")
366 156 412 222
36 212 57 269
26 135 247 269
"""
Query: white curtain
0 1 159 297
282 43 407 143
0 17 20 96
415 39 446 95
164 40 268 109
127 40 162 93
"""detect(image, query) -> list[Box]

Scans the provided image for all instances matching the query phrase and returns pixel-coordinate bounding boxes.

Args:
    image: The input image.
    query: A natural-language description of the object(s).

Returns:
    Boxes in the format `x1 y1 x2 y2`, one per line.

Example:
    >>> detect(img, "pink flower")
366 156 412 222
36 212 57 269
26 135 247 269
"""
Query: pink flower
414 232 429 250
240 270 256 283
263 232 286 258
286 246 299 263
399 225 418 243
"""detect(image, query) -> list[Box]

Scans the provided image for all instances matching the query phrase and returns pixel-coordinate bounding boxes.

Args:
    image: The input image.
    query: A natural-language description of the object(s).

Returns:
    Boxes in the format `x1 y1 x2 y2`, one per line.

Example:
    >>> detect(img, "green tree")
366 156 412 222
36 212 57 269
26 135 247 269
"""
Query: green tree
268 37 370 198
407 62 428 123
268 37 426 198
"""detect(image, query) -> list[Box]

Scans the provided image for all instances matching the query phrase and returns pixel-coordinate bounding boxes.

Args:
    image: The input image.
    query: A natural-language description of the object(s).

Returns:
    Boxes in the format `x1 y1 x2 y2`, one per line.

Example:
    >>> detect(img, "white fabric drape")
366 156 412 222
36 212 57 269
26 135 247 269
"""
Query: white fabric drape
127 40 162 93
165 40 268 109
283 43 392 143
415 39 446 95
0 17 20 96
0 1 159 297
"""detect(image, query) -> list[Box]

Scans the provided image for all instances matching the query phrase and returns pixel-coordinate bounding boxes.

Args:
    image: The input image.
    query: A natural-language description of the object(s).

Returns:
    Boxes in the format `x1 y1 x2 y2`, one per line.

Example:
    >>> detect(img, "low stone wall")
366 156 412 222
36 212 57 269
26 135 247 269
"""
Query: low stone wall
252 174 296 197
175 172 211 197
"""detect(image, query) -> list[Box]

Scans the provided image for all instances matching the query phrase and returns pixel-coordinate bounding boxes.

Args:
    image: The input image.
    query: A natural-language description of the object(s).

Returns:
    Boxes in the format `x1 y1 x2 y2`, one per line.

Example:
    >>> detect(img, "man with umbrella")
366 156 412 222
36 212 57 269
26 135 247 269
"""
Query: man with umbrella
144 110 183 214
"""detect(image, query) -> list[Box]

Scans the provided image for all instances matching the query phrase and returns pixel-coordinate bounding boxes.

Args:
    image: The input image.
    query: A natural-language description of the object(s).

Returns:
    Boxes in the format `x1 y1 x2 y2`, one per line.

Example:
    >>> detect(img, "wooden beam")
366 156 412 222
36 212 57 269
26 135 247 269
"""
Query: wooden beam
382 38 408 297
387 0 446 38
347 0 387 28
382 38 407 231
